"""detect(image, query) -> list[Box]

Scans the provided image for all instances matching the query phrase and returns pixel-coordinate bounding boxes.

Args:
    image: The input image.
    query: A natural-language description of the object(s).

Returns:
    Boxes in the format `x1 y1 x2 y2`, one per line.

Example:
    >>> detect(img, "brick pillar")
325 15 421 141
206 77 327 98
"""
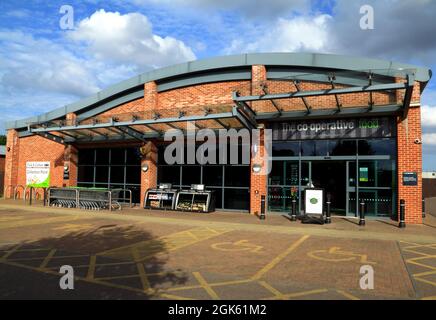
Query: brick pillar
250 129 268 215
64 113 78 187
64 145 78 187
4 129 20 198
251 65 267 113
140 142 158 207
397 81 422 224
144 81 158 110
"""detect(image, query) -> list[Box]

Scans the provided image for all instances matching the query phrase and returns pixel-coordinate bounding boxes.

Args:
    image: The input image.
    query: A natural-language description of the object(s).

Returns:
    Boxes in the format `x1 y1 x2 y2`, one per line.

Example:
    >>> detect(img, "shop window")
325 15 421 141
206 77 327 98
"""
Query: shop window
223 189 249 210
95 166 109 183
225 166 250 187
96 149 110 165
78 149 95 165
126 148 141 164
269 161 284 186
110 166 125 184
301 140 329 156
125 166 141 184
358 139 396 156
272 142 300 157
111 148 125 165
181 166 201 186
203 166 223 186
78 166 95 183
285 161 299 186
157 165 181 186
329 140 357 156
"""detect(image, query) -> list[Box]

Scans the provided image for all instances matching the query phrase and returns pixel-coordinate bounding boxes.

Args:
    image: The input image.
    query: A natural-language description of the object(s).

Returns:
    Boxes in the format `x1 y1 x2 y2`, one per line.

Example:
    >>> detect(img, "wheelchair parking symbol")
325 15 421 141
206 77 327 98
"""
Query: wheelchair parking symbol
308 247 376 264
211 240 263 253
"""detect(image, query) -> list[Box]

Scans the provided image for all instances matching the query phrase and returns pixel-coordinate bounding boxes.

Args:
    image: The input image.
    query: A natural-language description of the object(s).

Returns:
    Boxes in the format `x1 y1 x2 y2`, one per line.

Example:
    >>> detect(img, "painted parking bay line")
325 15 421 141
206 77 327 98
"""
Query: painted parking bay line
97 226 232 262
0 215 94 230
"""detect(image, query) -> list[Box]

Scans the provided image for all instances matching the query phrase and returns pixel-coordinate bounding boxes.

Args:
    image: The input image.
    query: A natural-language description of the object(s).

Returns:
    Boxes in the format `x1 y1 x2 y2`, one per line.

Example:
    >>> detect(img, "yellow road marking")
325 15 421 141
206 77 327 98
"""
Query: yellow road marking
86 255 97 280
262 288 328 300
193 272 220 300
0 215 92 230
251 235 310 280
39 249 57 269
414 277 436 287
98 227 232 262
1 243 23 259
136 262 151 292
422 296 436 300
258 281 283 299
211 240 263 253
336 289 360 300
308 247 376 264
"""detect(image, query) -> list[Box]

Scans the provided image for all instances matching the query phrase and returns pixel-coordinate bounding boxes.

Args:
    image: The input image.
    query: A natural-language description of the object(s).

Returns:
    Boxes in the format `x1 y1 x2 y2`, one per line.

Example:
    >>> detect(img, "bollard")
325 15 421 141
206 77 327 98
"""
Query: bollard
290 199 297 221
399 199 406 228
422 199 426 219
359 201 366 226
260 195 266 220
325 193 331 224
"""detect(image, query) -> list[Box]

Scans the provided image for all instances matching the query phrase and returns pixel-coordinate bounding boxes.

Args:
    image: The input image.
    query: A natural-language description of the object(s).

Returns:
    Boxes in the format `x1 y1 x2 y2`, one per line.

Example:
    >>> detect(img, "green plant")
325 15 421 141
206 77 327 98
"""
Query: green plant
0 135 6 145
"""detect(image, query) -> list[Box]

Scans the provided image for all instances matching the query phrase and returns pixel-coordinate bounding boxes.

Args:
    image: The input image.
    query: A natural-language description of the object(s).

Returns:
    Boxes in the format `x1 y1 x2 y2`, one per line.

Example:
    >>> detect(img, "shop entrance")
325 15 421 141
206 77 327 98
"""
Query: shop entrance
310 161 347 215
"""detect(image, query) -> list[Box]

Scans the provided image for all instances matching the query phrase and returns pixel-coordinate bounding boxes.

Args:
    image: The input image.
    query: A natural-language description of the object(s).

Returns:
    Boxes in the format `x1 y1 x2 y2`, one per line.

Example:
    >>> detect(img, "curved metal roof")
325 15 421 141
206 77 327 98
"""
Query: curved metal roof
6 52 432 130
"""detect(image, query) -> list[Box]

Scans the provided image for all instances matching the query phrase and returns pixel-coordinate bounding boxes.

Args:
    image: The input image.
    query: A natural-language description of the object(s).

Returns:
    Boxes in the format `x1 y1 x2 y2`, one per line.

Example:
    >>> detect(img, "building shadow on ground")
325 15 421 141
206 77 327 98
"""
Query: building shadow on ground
0 225 188 299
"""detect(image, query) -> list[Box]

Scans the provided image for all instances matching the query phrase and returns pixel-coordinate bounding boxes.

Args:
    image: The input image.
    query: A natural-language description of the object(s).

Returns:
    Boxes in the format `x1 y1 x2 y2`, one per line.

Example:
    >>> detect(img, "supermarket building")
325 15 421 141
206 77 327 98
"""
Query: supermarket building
3 53 432 224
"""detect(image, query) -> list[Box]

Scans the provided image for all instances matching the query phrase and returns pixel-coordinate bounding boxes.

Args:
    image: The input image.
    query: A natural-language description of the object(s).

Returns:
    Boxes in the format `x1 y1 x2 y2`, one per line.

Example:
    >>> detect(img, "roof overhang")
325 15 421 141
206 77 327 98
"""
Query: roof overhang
6 52 432 131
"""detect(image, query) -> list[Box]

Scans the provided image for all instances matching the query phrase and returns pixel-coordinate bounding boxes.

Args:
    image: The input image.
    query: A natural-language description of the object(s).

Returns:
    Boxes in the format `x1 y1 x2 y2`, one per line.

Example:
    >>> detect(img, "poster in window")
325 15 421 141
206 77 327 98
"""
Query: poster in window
359 167 369 182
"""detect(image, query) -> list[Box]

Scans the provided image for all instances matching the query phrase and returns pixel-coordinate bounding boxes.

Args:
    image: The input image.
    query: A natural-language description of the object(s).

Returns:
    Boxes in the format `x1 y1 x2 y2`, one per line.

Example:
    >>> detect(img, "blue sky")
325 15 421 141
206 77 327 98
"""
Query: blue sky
1 0 436 169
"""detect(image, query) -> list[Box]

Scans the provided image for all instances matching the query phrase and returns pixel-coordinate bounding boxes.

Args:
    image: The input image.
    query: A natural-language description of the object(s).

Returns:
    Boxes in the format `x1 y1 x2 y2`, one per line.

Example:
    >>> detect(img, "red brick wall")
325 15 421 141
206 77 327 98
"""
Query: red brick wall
4 64 425 223
396 81 422 224
16 135 66 189
0 156 5 195
140 142 157 207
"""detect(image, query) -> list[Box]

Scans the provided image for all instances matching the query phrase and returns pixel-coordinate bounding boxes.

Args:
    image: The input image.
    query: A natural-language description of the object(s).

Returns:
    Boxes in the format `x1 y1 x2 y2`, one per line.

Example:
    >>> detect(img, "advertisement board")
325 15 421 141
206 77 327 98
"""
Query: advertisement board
304 188 324 216
26 162 50 188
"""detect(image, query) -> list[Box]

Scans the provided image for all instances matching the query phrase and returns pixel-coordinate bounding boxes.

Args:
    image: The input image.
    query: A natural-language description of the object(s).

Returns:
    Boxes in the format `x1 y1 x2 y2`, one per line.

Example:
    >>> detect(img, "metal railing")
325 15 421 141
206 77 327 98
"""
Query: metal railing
48 188 124 211
111 189 133 208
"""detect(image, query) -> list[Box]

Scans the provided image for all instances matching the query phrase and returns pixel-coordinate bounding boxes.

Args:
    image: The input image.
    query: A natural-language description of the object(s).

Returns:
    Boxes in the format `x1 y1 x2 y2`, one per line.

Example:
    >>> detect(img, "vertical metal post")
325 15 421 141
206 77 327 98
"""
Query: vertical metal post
359 201 365 226
260 195 266 220
29 187 33 206
399 199 406 228
422 198 426 219
290 199 297 221
325 193 331 224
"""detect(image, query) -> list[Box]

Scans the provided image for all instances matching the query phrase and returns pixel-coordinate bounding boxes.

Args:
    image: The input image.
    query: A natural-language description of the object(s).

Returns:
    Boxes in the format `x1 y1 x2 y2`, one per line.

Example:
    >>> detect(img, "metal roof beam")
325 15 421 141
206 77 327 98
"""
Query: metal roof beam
115 125 148 142
35 132 69 145
29 111 236 133
402 73 416 118
294 81 311 114
233 81 410 102
328 75 342 112
255 104 402 121
260 84 282 115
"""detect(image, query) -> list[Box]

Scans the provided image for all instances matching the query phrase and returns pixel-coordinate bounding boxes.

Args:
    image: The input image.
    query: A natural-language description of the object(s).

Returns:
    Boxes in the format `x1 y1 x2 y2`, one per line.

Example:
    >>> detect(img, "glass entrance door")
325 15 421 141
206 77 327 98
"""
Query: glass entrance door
346 160 357 217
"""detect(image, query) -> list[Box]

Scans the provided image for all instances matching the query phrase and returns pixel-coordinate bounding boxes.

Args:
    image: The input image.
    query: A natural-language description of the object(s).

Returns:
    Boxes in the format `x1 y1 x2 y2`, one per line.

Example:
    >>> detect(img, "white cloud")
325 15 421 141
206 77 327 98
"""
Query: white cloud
421 105 436 128
224 14 331 54
125 0 310 19
69 9 196 69
423 133 436 146
0 30 100 97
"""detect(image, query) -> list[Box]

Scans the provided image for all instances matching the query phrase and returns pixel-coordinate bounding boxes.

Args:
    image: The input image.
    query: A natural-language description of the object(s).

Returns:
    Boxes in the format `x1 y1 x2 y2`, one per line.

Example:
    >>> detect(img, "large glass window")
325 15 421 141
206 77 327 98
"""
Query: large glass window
77 147 141 203
269 137 396 217
157 144 249 211
358 138 396 156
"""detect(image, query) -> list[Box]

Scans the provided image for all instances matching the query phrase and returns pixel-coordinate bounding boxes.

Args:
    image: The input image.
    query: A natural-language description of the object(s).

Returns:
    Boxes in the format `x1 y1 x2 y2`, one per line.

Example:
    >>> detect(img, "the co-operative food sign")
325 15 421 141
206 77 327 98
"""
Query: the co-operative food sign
271 117 394 140
26 162 50 188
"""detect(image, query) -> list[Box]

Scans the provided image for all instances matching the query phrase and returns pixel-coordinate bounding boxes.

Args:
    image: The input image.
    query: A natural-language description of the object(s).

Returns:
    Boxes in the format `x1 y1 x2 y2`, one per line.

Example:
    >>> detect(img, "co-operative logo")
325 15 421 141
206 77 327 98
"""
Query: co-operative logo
310 198 318 205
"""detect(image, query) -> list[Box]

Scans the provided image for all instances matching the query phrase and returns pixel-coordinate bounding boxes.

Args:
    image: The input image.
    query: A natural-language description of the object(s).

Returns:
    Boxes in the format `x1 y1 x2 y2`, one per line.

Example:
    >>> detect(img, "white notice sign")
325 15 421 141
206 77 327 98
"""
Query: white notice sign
26 162 50 188
304 189 324 216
